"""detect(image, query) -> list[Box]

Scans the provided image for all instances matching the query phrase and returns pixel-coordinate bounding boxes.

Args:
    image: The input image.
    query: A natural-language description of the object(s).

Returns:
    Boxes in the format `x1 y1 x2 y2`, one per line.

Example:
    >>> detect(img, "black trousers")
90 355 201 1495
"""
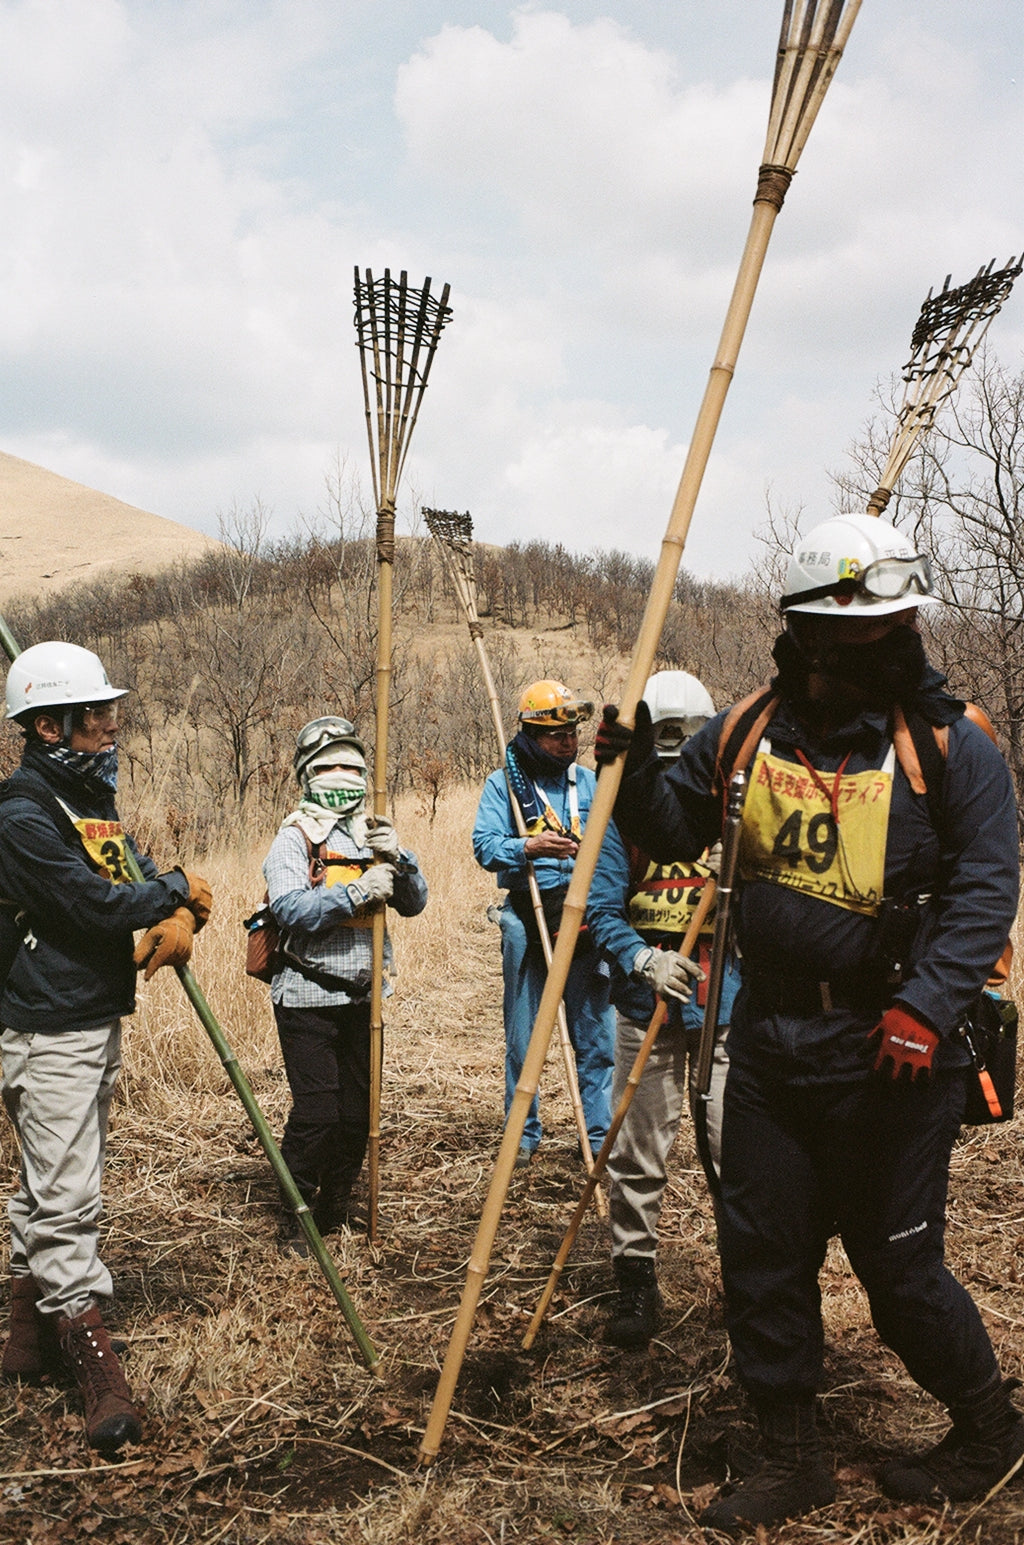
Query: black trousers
273 1001 372 1205
718 1056 998 1407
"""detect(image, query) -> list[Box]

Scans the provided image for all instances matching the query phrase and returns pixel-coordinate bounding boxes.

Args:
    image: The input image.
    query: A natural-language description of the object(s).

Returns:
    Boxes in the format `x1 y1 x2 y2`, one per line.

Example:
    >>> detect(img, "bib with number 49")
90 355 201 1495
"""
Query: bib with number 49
738 743 895 917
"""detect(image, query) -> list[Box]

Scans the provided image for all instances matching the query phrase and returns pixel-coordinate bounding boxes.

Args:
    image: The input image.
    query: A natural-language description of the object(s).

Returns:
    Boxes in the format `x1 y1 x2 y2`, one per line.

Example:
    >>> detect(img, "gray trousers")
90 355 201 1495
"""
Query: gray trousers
2 1021 121 1319
607 1008 728 1263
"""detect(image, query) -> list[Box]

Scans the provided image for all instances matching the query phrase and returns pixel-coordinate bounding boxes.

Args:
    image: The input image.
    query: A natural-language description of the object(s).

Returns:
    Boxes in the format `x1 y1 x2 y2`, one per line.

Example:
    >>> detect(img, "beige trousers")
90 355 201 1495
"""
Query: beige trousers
2 1021 121 1319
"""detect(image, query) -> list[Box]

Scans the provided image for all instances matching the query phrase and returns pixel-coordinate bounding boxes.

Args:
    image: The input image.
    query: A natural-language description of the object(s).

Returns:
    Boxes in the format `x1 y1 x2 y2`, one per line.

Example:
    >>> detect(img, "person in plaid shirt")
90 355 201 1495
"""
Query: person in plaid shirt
264 716 426 1250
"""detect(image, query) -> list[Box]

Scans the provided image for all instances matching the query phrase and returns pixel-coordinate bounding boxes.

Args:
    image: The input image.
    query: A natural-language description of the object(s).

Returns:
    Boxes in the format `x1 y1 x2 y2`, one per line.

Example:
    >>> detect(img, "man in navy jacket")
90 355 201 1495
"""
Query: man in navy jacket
0 642 211 1454
597 515 1022 1531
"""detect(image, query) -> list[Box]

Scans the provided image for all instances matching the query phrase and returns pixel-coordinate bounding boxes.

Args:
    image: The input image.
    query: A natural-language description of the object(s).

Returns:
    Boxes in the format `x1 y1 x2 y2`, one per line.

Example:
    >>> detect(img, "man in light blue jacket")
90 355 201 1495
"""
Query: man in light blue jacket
587 671 739 1348
472 679 615 1166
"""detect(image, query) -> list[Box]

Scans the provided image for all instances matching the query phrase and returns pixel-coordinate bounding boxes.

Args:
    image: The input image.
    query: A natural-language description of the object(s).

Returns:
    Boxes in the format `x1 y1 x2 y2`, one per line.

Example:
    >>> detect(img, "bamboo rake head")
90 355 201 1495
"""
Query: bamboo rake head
423 506 481 631
757 0 861 209
353 269 453 540
867 254 1023 516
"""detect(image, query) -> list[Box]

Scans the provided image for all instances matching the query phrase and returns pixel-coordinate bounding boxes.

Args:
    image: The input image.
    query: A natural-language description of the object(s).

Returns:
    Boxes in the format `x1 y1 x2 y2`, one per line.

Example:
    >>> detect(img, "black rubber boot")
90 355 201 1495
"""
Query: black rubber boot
880 1375 1024 1502
605 1256 662 1349
700 1397 835 1534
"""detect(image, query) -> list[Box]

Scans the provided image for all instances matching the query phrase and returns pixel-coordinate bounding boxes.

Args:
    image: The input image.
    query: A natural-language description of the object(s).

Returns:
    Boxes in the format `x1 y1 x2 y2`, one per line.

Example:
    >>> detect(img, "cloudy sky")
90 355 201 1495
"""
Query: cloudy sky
0 1 1021 582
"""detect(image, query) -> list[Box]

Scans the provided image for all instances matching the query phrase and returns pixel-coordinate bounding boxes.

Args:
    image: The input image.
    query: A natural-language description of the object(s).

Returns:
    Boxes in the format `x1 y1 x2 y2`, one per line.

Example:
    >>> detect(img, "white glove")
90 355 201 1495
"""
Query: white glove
703 842 722 877
633 945 704 1003
365 817 402 863
346 864 394 908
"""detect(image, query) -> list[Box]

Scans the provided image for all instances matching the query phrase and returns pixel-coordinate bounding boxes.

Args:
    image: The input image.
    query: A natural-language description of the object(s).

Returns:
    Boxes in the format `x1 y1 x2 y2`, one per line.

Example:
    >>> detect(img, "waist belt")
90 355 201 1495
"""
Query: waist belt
745 969 890 1017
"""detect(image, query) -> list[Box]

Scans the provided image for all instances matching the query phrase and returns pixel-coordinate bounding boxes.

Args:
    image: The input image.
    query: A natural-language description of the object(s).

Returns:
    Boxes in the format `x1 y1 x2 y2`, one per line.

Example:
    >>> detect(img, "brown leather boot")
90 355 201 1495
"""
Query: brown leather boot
57 1306 142 1452
1 1276 63 1381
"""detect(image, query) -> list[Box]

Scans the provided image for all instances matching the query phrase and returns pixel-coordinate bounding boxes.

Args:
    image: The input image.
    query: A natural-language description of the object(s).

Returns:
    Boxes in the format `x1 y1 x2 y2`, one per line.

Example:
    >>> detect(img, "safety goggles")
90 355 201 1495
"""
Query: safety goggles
74 703 120 729
782 553 935 610
654 715 709 754
520 700 594 727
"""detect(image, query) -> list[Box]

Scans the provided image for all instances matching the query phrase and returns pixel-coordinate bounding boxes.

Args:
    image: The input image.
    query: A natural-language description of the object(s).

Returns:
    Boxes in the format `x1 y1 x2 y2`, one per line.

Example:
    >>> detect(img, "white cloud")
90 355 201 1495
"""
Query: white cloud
0 2 1020 585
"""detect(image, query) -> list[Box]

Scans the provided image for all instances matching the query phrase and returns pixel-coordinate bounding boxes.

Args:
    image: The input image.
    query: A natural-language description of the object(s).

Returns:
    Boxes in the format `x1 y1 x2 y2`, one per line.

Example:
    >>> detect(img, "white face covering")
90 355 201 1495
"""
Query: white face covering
304 765 367 813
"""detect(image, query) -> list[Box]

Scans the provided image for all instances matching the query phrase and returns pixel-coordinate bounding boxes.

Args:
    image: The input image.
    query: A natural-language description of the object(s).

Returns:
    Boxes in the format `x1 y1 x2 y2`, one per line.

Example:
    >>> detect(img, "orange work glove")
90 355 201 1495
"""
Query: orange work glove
868 1005 940 1081
183 872 213 929
133 908 196 981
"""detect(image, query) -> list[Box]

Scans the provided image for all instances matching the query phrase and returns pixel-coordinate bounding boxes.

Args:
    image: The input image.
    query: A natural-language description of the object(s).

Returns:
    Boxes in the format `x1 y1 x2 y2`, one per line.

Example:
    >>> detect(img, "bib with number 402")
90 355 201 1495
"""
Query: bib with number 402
738 742 896 917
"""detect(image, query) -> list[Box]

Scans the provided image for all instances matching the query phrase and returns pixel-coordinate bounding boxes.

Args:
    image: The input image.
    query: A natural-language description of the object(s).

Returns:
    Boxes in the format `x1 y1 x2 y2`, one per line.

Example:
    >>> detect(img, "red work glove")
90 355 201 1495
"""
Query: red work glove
594 700 654 772
868 1005 940 1081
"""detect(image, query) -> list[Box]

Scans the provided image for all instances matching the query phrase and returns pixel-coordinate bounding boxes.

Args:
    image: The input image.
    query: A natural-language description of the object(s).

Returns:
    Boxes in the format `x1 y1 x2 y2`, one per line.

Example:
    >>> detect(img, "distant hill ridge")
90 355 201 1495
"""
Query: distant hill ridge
0 450 218 602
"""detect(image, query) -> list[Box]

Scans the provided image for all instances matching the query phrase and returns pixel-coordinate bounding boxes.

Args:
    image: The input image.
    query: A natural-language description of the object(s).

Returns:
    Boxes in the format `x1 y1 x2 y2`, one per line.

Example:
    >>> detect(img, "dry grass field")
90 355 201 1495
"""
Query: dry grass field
1 784 1023 1544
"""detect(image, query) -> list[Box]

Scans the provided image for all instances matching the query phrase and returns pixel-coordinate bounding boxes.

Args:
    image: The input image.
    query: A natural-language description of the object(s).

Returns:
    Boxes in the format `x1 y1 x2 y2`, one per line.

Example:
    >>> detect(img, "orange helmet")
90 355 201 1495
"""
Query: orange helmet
517 679 594 729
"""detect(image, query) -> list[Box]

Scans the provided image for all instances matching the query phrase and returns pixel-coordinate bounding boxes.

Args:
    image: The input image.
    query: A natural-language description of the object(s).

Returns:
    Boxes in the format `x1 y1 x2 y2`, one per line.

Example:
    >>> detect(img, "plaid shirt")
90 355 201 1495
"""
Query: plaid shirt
263 822 427 1009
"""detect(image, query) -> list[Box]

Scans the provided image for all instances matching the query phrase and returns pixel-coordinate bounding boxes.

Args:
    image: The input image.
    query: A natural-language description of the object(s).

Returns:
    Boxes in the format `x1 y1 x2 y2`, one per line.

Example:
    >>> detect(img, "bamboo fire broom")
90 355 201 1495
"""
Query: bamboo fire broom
522 877 717 1349
418 0 861 1463
865 255 1023 517
0 612 379 1371
354 268 453 1244
423 507 606 1217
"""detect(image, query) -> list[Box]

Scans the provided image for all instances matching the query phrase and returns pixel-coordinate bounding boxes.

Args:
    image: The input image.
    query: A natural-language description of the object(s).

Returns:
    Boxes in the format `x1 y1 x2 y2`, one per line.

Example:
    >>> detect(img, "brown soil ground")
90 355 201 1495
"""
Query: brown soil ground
0 801 1022 1544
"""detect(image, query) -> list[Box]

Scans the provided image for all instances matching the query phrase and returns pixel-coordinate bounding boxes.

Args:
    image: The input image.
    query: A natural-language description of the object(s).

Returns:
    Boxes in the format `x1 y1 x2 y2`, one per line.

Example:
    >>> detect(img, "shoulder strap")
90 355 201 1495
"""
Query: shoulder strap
0 771 104 872
892 705 948 832
713 687 779 797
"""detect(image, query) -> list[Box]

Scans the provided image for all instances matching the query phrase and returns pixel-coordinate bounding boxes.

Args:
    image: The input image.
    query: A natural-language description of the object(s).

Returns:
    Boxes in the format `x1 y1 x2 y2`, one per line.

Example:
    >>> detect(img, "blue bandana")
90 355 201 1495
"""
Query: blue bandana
47 745 119 790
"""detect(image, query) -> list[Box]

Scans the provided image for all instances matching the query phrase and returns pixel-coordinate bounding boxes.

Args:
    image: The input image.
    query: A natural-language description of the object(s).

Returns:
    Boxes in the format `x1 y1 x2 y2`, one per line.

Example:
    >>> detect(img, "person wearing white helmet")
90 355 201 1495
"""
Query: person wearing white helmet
0 642 213 1455
263 715 427 1250
596 515 1022 1528
472 679 615 1165
586 671 740 1348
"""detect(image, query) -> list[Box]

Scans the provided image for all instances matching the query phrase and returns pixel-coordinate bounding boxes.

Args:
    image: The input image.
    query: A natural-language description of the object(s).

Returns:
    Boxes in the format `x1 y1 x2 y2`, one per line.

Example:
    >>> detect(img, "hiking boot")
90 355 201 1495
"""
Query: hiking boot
312 1188 354 1236
2 1276 62 1381
605 1256 662 1349
700 1397 835 1533
57 1306 141 1453
880 1374 1024 1502
277 1210 312 1258
514 1146 534 1170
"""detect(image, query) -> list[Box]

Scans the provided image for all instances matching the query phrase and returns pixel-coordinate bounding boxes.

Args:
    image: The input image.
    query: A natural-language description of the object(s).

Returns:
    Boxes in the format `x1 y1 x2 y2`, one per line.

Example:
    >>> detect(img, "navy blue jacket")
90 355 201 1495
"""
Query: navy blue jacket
613 695 1019 1082
0 755 191 1033
586 814 741 1032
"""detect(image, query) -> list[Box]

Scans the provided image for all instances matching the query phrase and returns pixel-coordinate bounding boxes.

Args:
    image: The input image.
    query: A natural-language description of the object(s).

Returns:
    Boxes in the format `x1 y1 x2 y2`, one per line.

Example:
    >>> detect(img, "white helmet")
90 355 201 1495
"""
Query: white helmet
781 513 940 618
5 641 128 721
644 670 715 759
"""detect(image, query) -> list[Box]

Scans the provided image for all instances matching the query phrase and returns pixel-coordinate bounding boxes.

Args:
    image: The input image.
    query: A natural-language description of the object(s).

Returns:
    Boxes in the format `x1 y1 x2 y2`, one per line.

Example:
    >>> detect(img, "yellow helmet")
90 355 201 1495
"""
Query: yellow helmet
517 679 594 729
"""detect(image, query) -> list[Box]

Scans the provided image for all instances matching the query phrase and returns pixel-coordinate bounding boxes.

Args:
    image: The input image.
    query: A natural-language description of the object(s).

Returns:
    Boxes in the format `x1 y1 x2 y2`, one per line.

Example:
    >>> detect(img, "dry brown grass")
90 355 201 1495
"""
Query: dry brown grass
1 785 1023 1544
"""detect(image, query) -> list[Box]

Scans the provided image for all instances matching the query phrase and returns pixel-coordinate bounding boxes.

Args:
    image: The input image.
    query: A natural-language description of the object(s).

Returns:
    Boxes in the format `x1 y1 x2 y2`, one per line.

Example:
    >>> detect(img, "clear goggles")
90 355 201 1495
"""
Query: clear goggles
858 554 935 600
654 715 708 754
782 553 935 610
74 702 120 728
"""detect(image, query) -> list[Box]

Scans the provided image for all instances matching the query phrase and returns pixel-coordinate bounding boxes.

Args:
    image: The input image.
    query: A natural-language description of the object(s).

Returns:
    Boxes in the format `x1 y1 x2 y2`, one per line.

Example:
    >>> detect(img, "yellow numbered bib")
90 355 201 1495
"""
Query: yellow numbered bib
738 745 895 917
628 860 715 939
72 816 131 884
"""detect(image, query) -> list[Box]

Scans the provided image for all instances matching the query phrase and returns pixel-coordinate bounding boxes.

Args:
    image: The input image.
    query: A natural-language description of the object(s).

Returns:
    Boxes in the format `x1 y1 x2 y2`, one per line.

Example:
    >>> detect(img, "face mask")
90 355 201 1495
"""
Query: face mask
305 767 367 813
774 623 928 711
47 745 119 790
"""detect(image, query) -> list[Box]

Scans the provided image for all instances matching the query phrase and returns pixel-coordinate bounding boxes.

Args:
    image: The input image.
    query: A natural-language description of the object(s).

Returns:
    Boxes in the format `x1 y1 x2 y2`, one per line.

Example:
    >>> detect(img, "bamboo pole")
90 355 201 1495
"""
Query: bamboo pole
0 617 379 1371
864 255 1023 518
424 509 605 1217
354 268 452 1242
522 879 717 1349
418 0 861 1463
